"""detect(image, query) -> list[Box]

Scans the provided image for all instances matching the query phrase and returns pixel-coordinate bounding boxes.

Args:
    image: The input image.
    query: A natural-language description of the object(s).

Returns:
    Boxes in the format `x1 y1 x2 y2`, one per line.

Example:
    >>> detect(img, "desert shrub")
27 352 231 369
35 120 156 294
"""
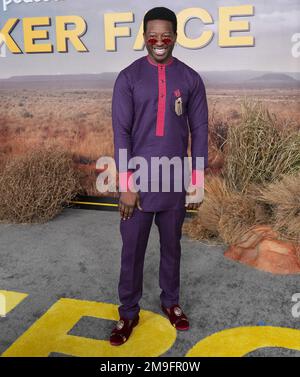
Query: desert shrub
223 99 300 193
254 171 300 241
208 101 228 153
0 144 83 223
184 171 300 246
184 98 300 246
218 191 257 245
183 174 258 245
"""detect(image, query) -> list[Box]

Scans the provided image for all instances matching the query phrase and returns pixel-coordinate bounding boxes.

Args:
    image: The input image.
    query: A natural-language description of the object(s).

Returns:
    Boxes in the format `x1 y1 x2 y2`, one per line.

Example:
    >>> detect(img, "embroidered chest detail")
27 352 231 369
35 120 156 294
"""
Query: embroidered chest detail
173 88 183 116
174 88 181 97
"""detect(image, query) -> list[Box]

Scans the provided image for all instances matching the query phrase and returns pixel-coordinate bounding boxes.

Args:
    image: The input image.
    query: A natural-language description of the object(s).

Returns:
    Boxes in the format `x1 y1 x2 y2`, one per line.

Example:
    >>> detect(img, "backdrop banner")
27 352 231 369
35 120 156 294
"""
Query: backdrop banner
0 1 299 198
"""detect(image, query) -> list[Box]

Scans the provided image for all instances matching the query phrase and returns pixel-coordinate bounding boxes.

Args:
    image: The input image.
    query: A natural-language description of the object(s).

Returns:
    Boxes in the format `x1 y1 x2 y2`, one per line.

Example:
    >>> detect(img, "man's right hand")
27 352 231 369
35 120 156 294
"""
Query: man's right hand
119 191 142 220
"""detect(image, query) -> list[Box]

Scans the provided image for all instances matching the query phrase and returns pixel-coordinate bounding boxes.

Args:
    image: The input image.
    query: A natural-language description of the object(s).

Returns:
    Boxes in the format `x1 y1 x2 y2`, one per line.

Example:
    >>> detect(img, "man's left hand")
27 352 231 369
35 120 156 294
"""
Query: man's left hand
185 186 203 211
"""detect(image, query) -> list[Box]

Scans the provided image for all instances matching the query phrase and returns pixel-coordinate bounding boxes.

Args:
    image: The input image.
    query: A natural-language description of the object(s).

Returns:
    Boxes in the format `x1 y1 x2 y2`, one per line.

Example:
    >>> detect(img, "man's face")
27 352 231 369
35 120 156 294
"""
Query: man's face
143 19 177 64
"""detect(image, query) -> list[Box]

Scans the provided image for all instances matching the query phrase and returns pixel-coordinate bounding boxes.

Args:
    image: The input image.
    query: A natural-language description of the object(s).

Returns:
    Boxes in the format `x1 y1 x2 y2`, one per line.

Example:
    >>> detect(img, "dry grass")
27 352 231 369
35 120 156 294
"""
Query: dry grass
209 101 228 153
218 191 257 245
183 97 300 251
254 171 300 241
0 144 83 223
223 98 300 193
184 174 257 245
184 171 300 247
196 174 231 235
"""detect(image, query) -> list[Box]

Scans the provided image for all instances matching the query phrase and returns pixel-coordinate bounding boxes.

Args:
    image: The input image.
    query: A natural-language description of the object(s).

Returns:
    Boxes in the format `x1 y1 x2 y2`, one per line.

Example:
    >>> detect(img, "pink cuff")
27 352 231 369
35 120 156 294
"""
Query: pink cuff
190 169 204 188
119 171 135 192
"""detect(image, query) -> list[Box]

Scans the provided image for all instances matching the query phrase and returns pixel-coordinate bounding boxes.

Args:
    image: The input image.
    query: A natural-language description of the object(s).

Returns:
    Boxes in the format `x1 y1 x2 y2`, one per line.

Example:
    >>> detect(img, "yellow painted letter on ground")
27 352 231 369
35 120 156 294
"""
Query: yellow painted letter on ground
0 290 28 317
2 298 176 357
186 326 300 357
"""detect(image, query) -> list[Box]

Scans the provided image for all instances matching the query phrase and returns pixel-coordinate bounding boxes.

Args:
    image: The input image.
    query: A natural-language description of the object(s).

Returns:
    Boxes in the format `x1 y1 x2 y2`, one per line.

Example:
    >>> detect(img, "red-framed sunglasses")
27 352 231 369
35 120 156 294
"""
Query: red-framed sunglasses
147 37 173 45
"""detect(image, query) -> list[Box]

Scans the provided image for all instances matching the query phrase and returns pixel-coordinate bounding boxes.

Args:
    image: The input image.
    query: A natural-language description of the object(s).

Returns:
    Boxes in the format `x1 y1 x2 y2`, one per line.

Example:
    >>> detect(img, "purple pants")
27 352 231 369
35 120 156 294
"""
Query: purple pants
117 206 186 319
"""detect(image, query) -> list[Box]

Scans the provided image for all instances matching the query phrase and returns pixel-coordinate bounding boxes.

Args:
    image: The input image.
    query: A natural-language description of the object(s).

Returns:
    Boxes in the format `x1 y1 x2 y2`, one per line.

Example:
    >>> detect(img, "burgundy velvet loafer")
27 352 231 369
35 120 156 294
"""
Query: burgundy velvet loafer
110 314 139 346
161 304 189 331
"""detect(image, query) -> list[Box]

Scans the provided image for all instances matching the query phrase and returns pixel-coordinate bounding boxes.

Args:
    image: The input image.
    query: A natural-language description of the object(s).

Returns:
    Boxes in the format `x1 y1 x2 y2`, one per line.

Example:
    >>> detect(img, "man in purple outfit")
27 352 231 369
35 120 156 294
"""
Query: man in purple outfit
110 7 208 346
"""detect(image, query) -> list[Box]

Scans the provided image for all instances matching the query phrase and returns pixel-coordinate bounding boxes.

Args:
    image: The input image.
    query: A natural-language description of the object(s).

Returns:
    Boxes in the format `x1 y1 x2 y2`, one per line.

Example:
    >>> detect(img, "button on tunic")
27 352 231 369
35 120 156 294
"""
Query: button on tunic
112 54 208 212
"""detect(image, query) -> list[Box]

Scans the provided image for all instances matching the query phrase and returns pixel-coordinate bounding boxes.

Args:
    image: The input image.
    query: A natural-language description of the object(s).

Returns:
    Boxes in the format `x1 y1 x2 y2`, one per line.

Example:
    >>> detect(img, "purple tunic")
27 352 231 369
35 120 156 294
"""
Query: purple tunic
112 54 208 212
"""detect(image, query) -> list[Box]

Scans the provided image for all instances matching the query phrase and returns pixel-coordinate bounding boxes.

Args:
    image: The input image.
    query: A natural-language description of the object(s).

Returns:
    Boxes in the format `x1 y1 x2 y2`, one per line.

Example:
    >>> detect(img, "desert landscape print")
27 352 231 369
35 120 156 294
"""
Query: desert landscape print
0 70 299 197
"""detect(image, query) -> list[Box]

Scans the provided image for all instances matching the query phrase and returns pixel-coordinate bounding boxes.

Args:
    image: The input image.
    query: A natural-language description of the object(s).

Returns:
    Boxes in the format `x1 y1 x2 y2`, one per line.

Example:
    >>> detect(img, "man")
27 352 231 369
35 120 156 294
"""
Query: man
110 7 208 346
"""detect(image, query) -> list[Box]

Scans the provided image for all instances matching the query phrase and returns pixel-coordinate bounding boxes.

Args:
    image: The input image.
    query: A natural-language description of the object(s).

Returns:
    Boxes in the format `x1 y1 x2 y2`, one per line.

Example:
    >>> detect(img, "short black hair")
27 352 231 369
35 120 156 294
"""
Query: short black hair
143 7 177 34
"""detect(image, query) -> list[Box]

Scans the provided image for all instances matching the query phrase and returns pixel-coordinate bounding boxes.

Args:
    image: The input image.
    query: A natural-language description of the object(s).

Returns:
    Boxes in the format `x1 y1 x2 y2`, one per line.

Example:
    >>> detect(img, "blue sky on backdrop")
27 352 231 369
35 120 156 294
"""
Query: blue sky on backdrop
0 0 299 78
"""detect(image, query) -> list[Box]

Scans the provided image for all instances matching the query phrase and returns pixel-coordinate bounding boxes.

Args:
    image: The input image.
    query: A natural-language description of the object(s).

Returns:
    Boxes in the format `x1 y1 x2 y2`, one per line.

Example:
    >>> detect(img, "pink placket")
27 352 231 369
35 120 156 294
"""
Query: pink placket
146 54 174 137
156 64 166 136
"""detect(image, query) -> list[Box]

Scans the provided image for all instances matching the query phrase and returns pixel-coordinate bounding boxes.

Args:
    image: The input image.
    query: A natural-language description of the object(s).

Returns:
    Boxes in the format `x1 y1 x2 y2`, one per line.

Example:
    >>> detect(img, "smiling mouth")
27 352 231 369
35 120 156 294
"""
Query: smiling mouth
153 47 167 56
